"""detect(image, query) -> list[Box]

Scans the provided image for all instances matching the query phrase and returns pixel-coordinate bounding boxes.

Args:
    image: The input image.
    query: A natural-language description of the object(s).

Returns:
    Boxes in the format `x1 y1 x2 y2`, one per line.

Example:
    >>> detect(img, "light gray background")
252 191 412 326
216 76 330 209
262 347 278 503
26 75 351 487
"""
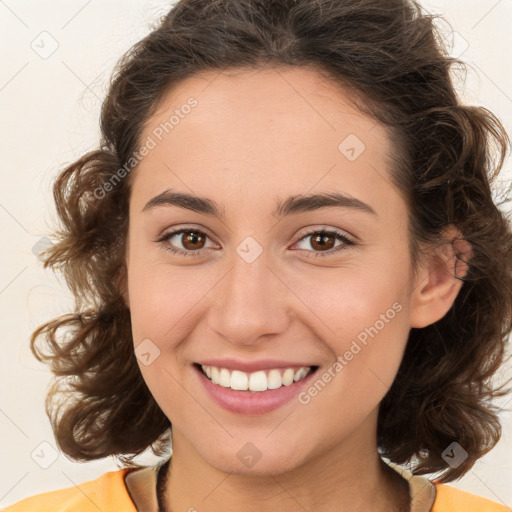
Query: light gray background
1 0 511 508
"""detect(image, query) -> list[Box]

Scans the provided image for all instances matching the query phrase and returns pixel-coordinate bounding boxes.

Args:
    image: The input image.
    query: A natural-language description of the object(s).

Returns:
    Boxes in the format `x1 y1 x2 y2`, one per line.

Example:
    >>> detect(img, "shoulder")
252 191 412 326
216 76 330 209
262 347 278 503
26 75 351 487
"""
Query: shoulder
432 483 511 512
1 468 137 512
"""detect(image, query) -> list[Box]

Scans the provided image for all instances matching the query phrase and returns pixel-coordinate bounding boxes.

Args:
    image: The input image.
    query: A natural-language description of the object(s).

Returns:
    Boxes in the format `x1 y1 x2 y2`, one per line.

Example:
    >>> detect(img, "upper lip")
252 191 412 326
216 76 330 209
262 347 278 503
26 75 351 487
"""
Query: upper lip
195 358 317 373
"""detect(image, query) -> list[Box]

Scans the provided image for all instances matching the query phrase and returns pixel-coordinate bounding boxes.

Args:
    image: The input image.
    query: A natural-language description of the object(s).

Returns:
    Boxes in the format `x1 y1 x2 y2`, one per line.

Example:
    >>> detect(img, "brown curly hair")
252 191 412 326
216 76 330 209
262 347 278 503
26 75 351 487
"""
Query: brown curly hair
32 0 512 482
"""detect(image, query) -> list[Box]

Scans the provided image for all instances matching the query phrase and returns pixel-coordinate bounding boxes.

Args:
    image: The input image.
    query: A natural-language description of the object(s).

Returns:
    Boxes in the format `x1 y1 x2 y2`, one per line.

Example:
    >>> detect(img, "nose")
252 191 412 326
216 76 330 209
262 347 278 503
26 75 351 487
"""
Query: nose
207 247 291 347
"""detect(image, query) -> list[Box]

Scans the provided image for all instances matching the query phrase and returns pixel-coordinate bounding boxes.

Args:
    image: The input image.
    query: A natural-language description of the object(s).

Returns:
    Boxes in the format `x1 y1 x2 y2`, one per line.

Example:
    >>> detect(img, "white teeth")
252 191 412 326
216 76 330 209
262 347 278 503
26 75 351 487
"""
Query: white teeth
249 371 267 391
200 364 313 392
267 369 282 389
294 367 308 382
219 368 231 387
282 368 295 385
230 370 248 390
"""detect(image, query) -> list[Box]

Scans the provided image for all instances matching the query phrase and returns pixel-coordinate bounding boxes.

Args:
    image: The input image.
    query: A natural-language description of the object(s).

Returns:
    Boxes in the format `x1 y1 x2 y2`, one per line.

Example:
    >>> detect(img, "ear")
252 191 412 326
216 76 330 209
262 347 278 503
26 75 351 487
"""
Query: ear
410 227 472 328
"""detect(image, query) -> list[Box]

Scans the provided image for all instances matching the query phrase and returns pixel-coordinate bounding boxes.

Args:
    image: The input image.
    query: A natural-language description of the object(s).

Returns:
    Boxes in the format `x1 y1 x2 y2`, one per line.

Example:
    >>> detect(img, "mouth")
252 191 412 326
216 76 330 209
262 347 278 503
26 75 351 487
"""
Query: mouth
193 362 320 393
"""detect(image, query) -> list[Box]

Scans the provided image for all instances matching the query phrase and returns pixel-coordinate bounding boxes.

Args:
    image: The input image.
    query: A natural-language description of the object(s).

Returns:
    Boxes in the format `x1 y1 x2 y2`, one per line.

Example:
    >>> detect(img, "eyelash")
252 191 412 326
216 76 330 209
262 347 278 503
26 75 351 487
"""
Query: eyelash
156 226 355 258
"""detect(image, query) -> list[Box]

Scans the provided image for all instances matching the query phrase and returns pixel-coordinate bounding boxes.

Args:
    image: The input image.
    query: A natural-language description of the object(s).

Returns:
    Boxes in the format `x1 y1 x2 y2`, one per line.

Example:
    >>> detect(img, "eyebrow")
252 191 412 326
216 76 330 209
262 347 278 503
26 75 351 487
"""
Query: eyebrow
142 189 377 217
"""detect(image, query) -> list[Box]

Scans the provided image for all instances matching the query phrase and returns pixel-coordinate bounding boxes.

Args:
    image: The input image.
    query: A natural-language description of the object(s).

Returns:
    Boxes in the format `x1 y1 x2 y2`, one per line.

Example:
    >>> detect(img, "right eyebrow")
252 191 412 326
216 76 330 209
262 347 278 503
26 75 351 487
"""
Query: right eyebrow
142 189 224 217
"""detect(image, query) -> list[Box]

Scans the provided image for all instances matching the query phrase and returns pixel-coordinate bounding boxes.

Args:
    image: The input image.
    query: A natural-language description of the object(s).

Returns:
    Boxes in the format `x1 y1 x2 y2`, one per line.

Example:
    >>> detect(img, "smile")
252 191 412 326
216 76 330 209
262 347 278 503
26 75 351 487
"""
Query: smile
193 361 321 415
199 364 316 392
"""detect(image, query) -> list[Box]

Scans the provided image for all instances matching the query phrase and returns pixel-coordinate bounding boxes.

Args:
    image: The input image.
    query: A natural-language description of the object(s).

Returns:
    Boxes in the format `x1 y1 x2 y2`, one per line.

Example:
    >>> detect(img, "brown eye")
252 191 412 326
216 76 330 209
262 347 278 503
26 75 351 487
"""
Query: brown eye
158 228 215 256
181 231 206 250
293 229 354 257
309 233 336 251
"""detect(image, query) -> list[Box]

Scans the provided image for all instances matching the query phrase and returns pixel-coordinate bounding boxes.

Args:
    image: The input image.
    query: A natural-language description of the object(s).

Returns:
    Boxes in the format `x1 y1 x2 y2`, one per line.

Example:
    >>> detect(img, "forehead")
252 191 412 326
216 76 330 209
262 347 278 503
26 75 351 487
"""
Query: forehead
131 66 400 219
142 65 386 152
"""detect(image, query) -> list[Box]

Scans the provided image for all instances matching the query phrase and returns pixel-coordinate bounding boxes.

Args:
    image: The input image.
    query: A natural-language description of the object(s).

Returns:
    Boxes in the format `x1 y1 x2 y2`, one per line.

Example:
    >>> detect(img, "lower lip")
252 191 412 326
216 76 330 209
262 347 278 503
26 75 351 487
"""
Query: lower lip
193 364 319 415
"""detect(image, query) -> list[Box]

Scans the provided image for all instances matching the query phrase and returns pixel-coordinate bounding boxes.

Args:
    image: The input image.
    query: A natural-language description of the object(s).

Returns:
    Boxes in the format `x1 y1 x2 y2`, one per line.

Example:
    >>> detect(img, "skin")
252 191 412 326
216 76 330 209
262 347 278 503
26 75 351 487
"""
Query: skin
125 66 465 512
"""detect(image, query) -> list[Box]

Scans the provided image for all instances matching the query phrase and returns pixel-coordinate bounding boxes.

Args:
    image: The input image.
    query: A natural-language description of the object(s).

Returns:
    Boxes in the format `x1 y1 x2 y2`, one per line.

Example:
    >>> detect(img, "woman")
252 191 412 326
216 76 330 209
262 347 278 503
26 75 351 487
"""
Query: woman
4 0 511 510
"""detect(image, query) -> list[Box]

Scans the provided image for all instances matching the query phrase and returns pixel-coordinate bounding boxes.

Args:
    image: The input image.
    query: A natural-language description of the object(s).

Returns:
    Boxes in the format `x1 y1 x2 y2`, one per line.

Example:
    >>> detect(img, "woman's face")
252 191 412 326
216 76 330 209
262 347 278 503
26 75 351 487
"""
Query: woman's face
126 66 419 475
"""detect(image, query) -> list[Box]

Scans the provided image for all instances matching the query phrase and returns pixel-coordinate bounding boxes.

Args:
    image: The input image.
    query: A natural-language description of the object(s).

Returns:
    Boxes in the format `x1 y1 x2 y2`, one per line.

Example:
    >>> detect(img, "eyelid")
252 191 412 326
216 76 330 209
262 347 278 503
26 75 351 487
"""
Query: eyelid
155 225 219 256
292 226 356 246
289 227 355 257
157 224 217 244
157 224 356 258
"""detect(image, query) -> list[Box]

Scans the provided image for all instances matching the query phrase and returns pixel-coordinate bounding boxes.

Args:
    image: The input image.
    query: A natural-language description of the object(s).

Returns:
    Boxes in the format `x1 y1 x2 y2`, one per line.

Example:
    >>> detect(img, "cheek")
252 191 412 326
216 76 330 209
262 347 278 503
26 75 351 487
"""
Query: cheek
290 252 409 340
126 260 203 414
126 250 214 345
291 259 411 408
334 302 409 394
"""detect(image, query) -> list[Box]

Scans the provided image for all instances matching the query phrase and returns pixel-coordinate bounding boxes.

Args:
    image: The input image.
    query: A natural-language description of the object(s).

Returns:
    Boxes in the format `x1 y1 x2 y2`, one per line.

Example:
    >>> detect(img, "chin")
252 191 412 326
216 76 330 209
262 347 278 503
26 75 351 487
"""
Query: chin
200 442 308 477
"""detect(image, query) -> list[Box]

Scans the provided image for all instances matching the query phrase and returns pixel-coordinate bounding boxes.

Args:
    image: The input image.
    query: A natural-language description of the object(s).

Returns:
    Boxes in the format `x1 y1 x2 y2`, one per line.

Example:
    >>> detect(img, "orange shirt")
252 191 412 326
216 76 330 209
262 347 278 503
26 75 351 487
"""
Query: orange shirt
2 466 510 512
1 469 137 512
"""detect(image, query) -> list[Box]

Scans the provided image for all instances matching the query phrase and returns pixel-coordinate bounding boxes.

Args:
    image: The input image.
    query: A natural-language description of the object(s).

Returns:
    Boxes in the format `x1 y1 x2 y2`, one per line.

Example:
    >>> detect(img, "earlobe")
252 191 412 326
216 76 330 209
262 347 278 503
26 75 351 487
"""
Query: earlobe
410 229 472 328
453 237 472 281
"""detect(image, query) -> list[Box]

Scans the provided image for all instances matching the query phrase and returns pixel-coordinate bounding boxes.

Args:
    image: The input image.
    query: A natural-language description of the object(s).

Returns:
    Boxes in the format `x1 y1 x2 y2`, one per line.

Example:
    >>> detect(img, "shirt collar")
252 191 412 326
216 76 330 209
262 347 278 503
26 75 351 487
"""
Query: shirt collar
124 457 436 512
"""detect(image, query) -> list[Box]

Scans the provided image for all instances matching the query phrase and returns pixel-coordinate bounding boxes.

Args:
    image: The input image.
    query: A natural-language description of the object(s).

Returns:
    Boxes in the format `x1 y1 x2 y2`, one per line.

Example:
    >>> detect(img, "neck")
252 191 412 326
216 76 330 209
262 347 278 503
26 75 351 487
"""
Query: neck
162 424 410 512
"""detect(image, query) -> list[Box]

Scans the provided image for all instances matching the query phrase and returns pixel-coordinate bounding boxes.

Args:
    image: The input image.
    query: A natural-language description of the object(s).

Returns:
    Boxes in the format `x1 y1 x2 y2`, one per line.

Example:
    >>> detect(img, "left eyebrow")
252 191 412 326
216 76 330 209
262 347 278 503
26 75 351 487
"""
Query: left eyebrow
141 189 377 217
273 192 377 217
